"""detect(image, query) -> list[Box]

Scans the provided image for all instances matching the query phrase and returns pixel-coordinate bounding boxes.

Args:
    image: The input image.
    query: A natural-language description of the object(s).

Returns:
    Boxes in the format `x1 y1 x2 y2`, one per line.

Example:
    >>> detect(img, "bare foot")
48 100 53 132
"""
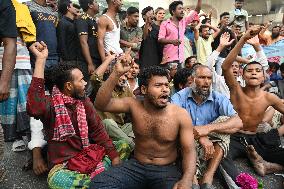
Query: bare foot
247 145 284 176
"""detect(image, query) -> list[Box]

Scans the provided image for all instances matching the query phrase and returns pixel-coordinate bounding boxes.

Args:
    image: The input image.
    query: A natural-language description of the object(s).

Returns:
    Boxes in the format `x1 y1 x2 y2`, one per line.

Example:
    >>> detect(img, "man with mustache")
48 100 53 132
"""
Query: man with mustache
171 65 243 189
90 61 196 188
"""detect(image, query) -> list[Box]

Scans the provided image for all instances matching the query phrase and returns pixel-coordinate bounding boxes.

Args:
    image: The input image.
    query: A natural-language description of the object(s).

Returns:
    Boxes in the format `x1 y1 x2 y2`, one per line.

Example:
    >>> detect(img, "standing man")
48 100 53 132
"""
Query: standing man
158 0 202 68
90 62 197 188
57 0 81 65
97 0 123 61
229 0 249 32
0 0 17 181
120 6 143 61
26 0 59 70
76 0 101 78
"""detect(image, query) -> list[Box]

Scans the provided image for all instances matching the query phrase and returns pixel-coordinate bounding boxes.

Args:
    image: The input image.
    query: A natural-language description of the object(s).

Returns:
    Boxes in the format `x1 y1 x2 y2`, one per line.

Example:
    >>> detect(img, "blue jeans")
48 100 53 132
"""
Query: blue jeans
89 158 182 189
45 57 59 71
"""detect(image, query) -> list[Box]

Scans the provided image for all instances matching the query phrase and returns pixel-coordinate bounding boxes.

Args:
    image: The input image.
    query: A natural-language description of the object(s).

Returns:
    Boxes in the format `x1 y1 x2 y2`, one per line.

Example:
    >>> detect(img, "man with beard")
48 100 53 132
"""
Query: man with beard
259 25 284 46
90 63 196 188
120 7 143 61
158 0 202 67
97 0 123 61
171 65 243 189
221 26 284 187
90 52 135 150
27 42 120 188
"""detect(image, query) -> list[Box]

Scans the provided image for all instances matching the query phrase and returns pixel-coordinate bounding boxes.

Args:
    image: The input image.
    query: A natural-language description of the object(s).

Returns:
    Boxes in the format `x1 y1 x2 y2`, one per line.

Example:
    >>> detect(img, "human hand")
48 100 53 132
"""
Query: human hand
199 137 215 160
0 80 10 102
114 48 133 76
220 32 235 47
29 41 48 60
105 51 116 62
246 35 260 46
193 126 210 139
242 25 262 41
33 156 48 175
88 64 96 75
111 157 121 166
173 179 191 189
171 39 182 46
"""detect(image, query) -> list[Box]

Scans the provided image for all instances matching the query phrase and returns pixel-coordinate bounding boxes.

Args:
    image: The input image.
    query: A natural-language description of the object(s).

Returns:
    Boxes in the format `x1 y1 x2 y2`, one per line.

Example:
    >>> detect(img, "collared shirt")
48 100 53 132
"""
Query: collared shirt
27 77 118 168
90 74 134 126
120 23 143 60
171 87 236 126
158 11 199 63
57 16 81 61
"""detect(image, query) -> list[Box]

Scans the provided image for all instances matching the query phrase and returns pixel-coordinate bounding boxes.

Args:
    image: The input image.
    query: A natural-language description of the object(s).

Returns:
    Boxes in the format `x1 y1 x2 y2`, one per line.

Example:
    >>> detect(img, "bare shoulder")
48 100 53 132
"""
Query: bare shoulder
266 91 280 102
168 103 189 117
97 15 109 25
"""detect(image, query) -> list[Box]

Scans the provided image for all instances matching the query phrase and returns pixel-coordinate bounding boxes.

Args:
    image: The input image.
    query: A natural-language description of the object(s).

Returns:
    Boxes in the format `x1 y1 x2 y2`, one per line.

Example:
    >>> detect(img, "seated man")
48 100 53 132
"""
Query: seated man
221 26 284 186
26 42 120 188
173 68 192 93
171 65 243 189
90 53 135 150
90 63 197 188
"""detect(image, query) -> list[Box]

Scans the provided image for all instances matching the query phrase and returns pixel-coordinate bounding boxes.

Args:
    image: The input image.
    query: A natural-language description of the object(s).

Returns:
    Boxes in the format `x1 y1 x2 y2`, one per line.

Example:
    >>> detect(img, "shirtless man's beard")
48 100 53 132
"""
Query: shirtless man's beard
192 83 210 101
146 93 168 109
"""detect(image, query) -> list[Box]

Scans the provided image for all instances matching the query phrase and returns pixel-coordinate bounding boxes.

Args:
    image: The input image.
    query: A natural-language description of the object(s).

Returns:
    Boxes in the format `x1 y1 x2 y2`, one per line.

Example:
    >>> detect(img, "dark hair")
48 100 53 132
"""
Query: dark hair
127 6 139 16
201 18 211 24
155 7 164 15
220 12 230 20
234 24 242 28
141 6 153 17
58 0 72 15
79 0 94 12
169 1 183 16
45 64 78 92
73 3 81 9
199 24 210 33
235 0 244 2
173 68 192 91
243 61 264 74
138 66 169 88
118 10 127 22
268 62 280 71
185 56 197 64
272 26 281 30
280 63 284 72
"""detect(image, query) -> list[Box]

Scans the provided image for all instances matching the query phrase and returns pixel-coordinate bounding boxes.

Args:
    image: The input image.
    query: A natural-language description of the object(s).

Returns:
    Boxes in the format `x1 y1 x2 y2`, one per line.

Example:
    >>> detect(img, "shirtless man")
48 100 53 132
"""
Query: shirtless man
97 0 123 61
90 59 196 188
221 26 284 184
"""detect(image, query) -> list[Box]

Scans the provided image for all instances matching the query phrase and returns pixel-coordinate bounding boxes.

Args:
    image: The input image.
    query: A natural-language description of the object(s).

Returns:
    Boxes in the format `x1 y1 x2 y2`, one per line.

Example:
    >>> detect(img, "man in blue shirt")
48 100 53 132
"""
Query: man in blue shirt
171 65 243 189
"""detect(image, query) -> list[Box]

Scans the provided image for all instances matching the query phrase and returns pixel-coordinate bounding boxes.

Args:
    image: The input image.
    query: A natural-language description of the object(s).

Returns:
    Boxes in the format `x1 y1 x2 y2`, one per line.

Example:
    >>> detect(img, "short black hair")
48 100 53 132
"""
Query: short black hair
185 56 197 64
220 12 230 20
268 62 280 70
201 18 211 24
235 0 244 2
199 24 210 33
73 3 81 9
272 26 281 30
138 66 169 88
79 0 94 12
141 6 153 17
280 63 284 72
243 61 264 74
173 68 192 91
58 0 72 15
45 64 78 92
169 1 183 16
118 10 127 22
127 6 139 16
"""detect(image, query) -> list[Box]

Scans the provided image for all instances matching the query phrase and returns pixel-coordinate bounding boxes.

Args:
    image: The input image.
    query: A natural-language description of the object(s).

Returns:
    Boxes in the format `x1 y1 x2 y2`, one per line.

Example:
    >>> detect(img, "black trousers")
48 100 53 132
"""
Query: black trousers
221 129 284 182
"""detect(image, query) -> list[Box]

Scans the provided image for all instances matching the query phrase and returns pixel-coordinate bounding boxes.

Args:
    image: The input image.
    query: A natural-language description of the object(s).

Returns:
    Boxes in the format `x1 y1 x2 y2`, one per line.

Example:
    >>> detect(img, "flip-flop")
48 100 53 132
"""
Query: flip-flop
12 140 26 152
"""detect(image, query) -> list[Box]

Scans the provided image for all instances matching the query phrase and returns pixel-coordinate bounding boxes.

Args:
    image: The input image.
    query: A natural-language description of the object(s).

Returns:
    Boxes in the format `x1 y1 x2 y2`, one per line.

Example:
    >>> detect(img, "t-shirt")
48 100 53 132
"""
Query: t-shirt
26 1 58 58
195 35 214 65
76 13 101 63
0 0 17 38
57 16 81 61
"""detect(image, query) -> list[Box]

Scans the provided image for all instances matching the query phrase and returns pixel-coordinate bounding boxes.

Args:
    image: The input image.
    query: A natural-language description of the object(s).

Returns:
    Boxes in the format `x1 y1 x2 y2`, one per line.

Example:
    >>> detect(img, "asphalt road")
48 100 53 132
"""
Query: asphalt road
0 142 283 189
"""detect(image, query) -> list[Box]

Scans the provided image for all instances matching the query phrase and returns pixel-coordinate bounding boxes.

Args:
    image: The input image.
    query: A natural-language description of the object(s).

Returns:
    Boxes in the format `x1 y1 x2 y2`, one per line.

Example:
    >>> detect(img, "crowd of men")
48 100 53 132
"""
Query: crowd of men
0 0 284 188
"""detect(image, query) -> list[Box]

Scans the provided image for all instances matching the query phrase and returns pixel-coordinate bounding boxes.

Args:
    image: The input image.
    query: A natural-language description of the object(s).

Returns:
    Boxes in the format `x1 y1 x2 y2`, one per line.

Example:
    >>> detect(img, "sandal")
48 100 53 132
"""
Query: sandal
12 140 27 152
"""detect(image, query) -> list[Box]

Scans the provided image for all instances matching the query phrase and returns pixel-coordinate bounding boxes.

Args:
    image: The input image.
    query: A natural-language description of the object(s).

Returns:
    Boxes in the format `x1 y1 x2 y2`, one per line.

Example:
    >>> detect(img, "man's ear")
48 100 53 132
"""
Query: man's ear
65 81 73 92
141 85 147 95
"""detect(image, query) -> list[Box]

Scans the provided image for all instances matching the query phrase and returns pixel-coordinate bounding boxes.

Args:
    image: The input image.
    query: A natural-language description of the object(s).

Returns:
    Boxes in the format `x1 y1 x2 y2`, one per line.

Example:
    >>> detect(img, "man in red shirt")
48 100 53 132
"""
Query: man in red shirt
27 41 120 188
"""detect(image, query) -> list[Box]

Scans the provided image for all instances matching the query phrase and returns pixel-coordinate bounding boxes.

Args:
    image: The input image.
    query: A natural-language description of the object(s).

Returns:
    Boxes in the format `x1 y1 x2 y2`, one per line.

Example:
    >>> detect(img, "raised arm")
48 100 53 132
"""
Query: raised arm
194 22 201 41
195 0 202 13
173 108 196 189
94 51 134 113
222 26 261 90
97 16 108 61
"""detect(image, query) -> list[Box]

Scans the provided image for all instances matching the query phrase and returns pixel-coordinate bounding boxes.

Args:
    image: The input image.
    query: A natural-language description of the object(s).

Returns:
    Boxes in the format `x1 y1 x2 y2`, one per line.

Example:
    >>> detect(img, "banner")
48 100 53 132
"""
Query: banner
241 39 284 64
